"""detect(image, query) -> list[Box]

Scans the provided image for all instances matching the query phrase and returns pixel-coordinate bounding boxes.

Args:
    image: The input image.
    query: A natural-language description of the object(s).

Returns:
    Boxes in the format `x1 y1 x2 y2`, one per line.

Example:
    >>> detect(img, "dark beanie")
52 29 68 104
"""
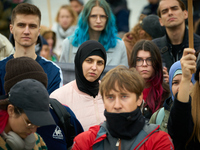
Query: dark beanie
141 14 165 39
4 57 48 94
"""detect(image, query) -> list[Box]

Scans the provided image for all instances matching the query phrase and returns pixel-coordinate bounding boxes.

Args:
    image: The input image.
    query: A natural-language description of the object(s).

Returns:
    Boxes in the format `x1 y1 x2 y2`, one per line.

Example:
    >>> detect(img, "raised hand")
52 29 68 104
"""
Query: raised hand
177 48 196 102
180 48 196 80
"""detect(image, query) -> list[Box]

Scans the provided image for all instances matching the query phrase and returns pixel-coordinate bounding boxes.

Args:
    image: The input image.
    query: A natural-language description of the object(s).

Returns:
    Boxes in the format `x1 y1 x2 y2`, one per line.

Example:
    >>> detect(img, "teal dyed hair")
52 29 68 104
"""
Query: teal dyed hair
70 0 120 51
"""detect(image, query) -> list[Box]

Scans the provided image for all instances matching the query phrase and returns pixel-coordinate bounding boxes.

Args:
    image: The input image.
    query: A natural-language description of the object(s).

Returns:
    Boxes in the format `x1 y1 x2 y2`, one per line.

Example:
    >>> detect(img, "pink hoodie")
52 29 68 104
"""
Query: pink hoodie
50 80 105 131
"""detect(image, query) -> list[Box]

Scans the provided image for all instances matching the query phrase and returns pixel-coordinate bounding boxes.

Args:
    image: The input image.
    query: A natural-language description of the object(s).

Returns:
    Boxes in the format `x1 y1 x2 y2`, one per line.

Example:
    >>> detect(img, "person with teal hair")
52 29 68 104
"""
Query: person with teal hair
59 0 128 67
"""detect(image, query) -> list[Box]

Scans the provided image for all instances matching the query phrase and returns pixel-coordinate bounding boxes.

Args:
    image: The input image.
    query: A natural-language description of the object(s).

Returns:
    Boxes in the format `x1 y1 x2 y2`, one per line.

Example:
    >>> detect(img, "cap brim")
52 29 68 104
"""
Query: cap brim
24 110 55 126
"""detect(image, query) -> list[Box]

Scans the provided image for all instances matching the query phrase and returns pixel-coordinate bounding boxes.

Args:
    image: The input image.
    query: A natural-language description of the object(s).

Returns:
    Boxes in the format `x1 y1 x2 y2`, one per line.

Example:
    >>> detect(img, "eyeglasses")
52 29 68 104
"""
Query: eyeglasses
89 15 108 21
17 109 37 129
136 57 152 66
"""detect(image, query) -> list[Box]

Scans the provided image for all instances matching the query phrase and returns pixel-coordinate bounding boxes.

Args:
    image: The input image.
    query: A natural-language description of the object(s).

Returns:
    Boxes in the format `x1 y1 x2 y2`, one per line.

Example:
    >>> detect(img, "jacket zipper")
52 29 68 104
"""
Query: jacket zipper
116 138 121 150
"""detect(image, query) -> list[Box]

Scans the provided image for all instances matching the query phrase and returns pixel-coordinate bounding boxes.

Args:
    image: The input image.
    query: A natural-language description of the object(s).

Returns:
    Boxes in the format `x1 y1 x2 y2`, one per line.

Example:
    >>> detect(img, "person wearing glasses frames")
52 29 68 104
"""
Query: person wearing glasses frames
129 40 170 120
59 0 128 67
0 79 56 150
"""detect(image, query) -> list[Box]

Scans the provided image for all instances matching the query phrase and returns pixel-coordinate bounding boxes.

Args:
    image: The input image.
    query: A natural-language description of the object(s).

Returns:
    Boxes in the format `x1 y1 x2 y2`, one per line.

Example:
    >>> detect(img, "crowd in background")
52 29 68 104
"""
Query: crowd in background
0 0 200 150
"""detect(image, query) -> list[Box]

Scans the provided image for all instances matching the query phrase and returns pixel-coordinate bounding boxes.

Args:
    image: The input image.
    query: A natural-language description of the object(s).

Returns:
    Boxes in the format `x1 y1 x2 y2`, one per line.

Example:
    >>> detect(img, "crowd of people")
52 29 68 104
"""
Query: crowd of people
0 0 200 149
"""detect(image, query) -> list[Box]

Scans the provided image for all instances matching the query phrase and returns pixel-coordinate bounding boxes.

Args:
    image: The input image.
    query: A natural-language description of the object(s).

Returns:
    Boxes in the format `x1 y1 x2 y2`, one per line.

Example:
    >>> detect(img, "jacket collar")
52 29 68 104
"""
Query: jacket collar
165 27 188 47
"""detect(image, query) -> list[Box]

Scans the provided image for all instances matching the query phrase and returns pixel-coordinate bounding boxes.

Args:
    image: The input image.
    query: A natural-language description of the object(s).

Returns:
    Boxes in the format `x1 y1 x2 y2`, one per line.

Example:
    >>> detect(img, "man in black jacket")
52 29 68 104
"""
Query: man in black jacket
153 0 200 72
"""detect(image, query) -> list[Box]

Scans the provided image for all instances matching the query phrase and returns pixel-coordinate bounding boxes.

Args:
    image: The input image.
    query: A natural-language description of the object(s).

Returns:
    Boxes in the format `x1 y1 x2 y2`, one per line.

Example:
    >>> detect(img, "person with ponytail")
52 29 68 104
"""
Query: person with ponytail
129 40 170 119
168 48 200 149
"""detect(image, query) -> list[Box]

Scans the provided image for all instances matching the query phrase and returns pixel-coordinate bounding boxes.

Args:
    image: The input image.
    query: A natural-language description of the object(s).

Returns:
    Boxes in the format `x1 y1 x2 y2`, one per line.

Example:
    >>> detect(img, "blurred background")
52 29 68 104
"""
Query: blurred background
29 0 148 31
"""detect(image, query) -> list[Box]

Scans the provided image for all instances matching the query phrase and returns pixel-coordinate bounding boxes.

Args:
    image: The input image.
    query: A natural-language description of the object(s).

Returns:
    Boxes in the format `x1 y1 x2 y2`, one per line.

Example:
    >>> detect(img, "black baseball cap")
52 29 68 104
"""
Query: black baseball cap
9 79 55 126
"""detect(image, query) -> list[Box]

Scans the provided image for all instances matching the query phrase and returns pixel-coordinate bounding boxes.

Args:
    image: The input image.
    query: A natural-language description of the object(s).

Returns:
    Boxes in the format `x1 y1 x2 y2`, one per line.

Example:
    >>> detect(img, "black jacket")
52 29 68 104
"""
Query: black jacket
168 94 200 150
153 28 200 72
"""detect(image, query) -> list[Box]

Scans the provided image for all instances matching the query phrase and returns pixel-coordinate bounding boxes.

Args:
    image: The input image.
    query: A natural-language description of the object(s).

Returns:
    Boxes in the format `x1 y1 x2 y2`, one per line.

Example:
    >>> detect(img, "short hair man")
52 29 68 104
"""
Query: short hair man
69 0 84 15
71 66 174 150
153 0 200 72
0 3 63 95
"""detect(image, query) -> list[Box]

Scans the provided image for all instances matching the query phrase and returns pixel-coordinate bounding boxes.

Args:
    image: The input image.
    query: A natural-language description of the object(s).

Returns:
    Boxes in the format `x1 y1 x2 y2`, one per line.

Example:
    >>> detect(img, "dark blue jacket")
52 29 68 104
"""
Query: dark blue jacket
37 105 83 150
0 54 83 149
0 54 63 95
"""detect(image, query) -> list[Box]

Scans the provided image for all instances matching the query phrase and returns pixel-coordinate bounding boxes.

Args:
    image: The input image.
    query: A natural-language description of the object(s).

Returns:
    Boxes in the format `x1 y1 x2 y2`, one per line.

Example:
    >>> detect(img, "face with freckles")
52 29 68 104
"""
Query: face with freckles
82 55 105 82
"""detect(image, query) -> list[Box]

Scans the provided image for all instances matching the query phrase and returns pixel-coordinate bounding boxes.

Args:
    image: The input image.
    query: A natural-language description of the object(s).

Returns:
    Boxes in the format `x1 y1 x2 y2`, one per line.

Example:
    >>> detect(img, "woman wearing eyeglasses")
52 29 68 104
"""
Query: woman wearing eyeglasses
129 40 170 119
0 79 56 150
59 0 128 67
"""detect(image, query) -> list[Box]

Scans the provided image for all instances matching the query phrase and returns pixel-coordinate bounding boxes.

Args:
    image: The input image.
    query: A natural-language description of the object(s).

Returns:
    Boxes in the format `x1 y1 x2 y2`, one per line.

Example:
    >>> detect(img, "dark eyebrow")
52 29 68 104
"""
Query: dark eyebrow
98 59 104 62
17 22 25 25
29 24 37 27
161 8 168 12
105 94 114 97
170 6 179 9
172 79 180 81
161 5 179 13
16 22 38 27
120 93 128 95
136 57 151 59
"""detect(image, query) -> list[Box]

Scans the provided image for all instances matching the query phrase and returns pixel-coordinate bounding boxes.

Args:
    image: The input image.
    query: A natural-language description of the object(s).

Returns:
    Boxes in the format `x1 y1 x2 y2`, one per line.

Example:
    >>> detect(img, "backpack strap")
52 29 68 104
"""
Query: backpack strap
49 98 76 148
156 107 165 125
130 123 159 150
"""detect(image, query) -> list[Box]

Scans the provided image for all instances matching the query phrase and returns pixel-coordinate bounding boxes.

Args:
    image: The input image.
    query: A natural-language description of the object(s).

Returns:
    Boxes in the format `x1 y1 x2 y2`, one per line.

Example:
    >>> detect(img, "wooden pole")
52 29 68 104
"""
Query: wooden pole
188 0 193 48
47 0 52 28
